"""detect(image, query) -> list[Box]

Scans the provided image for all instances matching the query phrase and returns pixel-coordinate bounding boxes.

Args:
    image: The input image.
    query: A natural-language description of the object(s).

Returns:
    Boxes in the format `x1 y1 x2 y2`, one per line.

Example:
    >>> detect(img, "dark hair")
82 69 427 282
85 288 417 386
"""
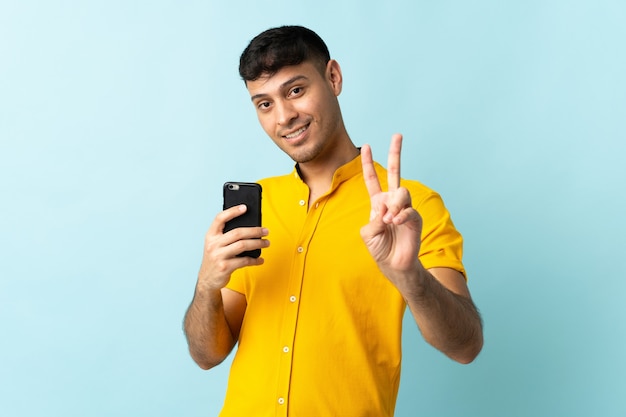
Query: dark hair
239 25 331 82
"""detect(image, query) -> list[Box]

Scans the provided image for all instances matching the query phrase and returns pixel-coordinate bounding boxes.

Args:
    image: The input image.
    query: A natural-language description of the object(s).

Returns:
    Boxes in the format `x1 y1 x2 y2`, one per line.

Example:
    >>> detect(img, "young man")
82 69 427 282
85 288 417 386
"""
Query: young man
184 25 483 417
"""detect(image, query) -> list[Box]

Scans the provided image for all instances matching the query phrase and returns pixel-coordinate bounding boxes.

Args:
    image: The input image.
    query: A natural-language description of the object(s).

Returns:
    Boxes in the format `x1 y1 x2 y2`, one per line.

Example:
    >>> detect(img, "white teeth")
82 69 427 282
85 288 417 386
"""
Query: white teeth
285 126 307 139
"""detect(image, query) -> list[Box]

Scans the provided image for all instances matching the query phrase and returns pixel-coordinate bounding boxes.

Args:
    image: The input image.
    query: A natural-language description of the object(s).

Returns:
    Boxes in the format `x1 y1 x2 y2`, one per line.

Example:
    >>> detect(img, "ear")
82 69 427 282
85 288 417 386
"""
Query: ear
325 59 343 96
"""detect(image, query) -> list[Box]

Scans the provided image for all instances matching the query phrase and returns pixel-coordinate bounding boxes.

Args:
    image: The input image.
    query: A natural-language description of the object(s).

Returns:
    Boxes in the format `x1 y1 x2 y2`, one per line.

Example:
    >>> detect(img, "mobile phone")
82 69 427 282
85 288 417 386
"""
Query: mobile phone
223 182 263 258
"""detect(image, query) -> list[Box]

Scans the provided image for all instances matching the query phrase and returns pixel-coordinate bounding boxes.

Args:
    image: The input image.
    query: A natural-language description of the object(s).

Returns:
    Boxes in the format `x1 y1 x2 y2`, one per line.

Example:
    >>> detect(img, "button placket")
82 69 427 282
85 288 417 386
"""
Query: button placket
275 189 324 414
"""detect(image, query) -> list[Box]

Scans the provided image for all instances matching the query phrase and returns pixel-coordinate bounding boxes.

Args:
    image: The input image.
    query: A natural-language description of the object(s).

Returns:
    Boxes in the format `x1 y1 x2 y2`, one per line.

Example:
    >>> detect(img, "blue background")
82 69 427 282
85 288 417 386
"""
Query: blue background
1 1 625 416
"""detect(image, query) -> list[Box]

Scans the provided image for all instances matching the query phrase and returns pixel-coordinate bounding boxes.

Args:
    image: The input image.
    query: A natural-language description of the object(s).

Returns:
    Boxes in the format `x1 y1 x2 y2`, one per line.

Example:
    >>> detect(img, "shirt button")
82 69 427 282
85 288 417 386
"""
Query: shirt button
315 202 319 208
283 346 290 353
299 199 306 206
297 246 304 253
278 397 285 405
289 295 296 303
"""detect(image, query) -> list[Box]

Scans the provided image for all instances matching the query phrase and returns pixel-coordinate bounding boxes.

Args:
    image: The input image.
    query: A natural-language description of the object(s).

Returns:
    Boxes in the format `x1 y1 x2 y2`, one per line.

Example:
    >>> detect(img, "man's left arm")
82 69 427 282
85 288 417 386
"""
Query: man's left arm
402 266 483 363
360 134 483 364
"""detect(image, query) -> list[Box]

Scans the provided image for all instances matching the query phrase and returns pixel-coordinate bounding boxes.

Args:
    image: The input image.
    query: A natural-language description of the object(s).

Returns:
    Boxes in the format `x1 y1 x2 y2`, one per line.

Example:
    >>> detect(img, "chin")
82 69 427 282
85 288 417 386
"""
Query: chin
291 150 319 164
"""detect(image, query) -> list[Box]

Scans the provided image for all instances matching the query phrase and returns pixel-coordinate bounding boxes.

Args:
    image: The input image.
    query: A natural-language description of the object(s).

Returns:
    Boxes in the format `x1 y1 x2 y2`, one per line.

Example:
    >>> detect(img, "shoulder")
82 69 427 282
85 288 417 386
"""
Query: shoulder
372 161 439 205
401 178 441 206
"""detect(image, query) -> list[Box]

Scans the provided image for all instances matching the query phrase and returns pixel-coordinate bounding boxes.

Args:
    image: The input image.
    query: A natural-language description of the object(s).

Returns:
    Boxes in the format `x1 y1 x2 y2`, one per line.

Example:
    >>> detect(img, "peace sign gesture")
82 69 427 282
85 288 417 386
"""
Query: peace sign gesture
360 134 424 284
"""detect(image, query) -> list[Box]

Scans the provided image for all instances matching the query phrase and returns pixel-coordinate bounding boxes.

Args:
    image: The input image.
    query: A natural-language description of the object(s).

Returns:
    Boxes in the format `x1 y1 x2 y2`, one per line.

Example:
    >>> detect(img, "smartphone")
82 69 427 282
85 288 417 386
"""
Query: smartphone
223 182 263 258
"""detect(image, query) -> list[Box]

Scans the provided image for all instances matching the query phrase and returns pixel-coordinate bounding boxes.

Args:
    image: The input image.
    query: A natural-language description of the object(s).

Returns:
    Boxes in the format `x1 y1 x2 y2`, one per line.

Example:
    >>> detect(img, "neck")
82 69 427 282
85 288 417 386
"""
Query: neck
297 138 359 205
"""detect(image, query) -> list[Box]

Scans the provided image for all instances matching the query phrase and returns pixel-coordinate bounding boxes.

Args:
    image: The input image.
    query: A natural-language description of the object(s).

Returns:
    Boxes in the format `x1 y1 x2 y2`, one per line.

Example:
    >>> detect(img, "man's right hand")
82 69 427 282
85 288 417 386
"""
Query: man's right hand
197 204 270 291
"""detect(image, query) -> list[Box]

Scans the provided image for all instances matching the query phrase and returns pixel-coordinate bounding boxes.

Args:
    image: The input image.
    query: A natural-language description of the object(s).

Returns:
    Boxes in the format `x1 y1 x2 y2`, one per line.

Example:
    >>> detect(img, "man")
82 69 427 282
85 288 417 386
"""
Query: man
184 25 483 416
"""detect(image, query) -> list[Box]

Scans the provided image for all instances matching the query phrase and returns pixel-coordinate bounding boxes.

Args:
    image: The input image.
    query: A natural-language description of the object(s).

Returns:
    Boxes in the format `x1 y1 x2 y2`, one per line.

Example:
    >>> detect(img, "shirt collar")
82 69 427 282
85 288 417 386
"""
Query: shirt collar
292 151 363 191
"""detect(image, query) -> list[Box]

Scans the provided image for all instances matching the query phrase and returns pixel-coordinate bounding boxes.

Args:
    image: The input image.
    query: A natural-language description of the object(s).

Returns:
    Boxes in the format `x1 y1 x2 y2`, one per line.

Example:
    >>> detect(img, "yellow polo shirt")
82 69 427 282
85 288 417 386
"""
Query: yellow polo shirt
222 154 465 417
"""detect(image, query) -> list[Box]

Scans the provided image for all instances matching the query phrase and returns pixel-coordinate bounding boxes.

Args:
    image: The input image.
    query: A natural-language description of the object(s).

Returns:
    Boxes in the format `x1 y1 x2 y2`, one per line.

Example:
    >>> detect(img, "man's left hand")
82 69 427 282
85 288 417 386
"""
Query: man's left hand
360 134 424 284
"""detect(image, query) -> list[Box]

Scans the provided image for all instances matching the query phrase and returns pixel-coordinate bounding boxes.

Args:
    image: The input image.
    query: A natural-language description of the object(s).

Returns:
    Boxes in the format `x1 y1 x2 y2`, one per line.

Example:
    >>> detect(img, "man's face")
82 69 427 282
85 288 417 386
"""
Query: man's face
246 60 343 165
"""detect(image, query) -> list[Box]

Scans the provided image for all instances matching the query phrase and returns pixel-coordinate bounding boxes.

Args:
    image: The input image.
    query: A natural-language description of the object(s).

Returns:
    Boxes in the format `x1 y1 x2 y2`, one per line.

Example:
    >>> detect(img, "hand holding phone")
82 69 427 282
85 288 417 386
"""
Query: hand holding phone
223 182 263 258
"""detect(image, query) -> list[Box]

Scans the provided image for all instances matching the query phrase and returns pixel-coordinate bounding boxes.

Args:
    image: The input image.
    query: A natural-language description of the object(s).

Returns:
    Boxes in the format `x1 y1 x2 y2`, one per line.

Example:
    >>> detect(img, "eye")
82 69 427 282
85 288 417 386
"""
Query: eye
257 101 272 111
289 87 303 97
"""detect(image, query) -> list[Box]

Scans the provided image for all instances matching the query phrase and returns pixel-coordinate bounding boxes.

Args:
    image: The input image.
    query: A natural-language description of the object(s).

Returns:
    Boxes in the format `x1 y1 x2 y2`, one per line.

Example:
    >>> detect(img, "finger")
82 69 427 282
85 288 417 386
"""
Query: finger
383 188 417 224
360 216 387 243
361 144 382 197
223 225 269 245
383 187 412 223
387 133 403 191
209 204 247 235
223 234 270 258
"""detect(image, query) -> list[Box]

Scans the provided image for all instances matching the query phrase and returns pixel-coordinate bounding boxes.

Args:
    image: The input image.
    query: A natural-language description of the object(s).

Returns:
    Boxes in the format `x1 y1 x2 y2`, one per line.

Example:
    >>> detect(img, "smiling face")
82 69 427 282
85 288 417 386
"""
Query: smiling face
246 60 348 166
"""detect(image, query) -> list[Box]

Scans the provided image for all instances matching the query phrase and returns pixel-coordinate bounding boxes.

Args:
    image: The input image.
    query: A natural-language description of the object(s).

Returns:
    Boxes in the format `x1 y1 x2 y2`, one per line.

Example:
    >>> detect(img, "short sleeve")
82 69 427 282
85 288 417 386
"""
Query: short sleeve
414 190 466 278
226 268 247 295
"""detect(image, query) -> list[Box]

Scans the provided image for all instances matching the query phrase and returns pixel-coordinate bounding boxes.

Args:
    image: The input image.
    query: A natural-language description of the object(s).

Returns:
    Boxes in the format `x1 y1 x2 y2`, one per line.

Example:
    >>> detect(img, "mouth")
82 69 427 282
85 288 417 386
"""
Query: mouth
282 124 309 140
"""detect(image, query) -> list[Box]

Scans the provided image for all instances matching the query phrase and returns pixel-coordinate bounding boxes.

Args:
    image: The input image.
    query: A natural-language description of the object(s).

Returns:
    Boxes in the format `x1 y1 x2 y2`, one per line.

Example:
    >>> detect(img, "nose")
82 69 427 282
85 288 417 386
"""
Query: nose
276 100 298 126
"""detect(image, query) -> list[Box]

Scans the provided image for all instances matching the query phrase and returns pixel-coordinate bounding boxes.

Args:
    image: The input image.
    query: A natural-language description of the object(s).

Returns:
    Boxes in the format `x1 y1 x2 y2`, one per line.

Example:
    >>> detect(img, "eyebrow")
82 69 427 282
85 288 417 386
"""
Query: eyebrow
250 75 309 102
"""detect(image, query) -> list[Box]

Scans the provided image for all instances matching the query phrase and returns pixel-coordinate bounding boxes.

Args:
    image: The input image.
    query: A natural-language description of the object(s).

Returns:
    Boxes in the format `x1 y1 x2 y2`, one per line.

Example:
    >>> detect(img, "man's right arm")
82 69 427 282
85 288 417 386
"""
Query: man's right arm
184 287 246 370
183 204 269 370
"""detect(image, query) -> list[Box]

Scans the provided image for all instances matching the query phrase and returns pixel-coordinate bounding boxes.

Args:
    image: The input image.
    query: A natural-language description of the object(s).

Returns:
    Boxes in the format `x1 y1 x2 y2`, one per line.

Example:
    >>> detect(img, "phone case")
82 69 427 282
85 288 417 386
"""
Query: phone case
223 182 262 258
